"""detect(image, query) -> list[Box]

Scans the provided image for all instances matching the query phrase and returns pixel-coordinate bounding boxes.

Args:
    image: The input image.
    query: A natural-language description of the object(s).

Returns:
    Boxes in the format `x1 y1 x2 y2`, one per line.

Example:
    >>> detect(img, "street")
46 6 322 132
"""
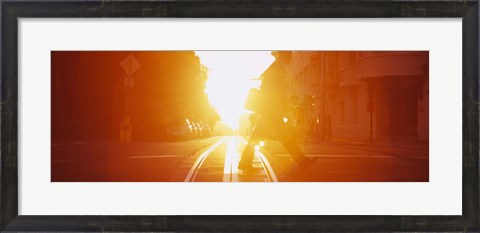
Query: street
52 136 428 182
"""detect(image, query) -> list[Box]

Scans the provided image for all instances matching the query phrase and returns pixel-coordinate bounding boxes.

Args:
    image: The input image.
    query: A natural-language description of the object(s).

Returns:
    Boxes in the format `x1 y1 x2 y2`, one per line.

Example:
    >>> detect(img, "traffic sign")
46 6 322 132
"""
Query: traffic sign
120 54 141 76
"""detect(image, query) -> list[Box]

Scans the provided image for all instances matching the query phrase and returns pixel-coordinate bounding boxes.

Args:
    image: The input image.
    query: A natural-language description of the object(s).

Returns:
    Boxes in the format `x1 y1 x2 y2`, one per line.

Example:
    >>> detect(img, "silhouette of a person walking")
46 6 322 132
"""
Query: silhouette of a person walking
238 52 313 171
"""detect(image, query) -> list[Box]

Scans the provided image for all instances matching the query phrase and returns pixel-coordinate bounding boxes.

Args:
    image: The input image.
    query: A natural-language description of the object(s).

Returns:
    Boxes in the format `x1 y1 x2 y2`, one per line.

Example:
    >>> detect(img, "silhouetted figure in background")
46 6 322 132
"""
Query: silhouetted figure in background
325 114 332 141
295 104 306 140
238 52 314 171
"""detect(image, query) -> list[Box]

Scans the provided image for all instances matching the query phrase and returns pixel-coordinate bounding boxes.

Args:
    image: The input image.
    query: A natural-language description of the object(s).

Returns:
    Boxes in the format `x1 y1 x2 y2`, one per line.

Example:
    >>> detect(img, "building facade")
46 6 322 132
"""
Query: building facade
283 51 429 142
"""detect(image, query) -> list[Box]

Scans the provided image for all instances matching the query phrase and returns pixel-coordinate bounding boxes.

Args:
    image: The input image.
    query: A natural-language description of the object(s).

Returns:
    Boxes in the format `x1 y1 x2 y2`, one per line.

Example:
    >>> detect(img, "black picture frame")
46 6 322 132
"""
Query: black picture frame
1 0 478 232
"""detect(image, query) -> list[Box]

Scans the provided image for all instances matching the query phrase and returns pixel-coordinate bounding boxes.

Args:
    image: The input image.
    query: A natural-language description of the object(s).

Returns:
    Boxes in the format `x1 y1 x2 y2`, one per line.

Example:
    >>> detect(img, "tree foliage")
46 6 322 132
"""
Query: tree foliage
52 51 219 141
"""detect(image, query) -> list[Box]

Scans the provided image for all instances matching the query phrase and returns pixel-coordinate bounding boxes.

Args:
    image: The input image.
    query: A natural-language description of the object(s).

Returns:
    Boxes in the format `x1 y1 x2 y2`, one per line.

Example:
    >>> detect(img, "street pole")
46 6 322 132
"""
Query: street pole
322 53 327 141
125 82 130 117
369 111 373 143
367 84 374 143
119 54 141 143
120 76 133 142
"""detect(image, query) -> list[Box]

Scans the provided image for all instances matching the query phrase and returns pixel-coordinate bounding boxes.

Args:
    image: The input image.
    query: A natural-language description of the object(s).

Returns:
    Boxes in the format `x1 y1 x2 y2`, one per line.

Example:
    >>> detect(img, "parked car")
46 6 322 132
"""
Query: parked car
195 122 204 137
200 121 212 137
187 120 197 138
166 118 193 140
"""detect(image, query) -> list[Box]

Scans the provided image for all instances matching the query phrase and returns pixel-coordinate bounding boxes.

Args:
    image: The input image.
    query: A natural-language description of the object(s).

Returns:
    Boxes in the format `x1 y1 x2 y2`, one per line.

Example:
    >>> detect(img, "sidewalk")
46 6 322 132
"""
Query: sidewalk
335 138 427 149
302 137 428 150
289 133 429 159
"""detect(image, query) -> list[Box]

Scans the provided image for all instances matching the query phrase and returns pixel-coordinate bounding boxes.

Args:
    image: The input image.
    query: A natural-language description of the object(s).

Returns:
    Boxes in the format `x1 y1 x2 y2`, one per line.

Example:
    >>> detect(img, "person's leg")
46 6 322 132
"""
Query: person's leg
239 118 267 168
279 131 305 164
269 116 307 164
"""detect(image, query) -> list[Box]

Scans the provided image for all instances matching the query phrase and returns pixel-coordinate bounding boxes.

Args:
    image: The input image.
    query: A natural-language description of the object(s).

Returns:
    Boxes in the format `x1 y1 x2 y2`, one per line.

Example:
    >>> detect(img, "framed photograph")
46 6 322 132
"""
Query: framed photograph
1 0 478 232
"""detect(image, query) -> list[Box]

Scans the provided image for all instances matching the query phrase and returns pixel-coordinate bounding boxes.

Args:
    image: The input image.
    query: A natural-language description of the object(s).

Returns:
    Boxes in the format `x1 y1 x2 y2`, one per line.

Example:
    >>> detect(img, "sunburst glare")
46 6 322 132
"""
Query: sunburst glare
196 51 274 130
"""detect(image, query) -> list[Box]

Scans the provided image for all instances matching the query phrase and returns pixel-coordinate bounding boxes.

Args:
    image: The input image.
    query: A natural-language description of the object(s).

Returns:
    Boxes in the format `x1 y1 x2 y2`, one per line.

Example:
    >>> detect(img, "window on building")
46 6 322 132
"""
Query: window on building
312 62 321 85
300 70 304 89
307 64 313 86
355 52 361 61
348 52 356 65
339 101 345 123
352 89 358 123
294 75 298 92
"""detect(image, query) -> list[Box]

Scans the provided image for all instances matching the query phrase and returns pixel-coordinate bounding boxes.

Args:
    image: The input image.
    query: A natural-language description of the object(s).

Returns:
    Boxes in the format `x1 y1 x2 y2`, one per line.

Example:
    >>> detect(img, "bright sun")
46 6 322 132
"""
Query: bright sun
196 51 274 130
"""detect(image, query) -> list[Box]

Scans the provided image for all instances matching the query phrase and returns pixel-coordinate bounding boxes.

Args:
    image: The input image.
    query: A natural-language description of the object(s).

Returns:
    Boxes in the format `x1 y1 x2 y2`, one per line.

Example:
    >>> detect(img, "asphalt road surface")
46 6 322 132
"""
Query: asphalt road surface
52 136 428 182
